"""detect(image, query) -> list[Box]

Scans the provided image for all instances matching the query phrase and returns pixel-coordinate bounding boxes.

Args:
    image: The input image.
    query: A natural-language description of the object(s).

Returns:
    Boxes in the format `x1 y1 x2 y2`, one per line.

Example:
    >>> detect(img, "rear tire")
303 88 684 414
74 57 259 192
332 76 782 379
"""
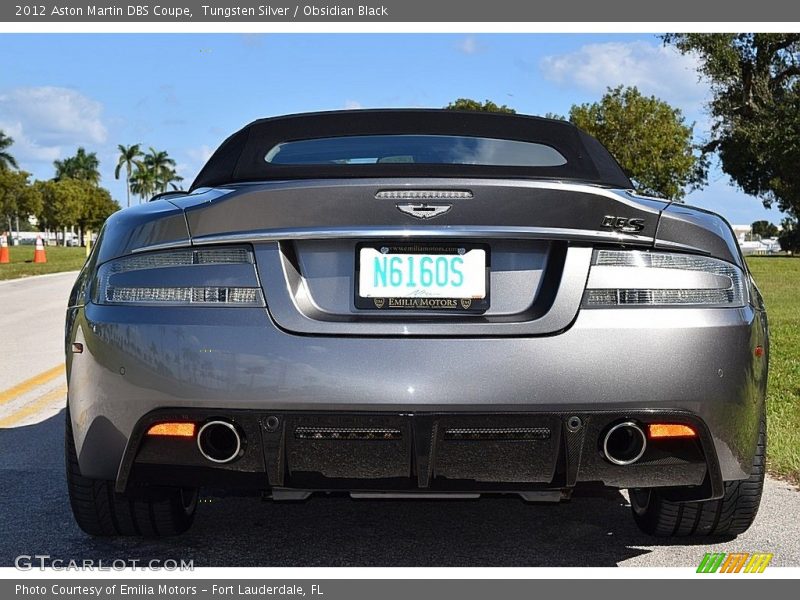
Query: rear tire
65 408 198 536
630 414 766 537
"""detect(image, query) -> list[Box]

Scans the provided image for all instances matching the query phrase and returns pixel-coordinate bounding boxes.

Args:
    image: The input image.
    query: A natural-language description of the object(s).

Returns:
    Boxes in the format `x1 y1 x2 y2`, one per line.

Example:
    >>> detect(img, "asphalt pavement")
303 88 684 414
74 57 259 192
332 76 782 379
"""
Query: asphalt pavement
1 272 799 567
0 271 76 429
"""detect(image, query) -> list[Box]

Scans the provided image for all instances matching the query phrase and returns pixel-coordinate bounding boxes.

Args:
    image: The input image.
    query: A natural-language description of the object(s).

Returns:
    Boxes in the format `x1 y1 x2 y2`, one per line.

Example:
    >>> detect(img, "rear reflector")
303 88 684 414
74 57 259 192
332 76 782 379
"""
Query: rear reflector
295 427 402 440
147 422 196 437
647 423 697 439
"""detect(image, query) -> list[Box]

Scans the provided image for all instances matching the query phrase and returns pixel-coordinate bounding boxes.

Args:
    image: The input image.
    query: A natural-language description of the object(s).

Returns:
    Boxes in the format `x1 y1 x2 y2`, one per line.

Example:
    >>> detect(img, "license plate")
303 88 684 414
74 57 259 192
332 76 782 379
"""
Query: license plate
355 243 489 311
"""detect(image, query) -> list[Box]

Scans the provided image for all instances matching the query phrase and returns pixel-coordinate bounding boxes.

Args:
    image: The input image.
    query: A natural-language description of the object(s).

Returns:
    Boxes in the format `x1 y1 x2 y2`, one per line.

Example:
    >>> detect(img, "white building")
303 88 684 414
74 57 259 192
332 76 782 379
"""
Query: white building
731 224 781 255
731 224 752 243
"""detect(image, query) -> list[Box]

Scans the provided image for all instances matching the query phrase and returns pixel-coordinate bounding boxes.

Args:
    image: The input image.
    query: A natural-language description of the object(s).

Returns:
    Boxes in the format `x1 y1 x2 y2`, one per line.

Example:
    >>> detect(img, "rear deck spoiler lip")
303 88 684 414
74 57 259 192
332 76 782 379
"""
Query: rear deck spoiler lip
129 179 717 258
173 178 669 212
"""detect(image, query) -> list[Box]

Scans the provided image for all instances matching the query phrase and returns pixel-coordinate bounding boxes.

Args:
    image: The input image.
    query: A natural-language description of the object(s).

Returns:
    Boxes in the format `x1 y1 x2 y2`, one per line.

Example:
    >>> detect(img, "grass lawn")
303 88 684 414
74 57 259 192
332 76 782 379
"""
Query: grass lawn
0 245 87 281
747 256 800 483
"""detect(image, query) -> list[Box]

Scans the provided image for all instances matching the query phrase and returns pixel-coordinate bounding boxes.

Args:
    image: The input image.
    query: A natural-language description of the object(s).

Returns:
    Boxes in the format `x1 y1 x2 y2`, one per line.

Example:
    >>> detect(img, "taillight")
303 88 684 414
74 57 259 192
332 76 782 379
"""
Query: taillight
94 246 265 306
582 250 747 308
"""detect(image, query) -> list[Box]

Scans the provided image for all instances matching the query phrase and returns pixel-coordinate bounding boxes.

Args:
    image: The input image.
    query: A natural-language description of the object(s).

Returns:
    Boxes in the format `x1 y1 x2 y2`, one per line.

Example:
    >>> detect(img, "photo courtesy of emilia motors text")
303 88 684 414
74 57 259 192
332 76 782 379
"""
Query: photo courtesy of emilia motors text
1 0 800 595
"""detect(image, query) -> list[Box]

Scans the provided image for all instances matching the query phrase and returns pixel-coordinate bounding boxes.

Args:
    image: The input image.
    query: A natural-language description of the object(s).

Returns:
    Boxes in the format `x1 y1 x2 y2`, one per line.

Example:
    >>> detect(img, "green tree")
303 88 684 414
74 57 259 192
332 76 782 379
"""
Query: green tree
115 143 143 208
38 179 86 245
38 179 118 243
568 86 706 200
0 131 18 171
0 169 41 238
54 147 101 184
0 169 27 231
664 34 800 219
751 220 779 238
77 182 119 232
445 98 516 113
778 218 800 253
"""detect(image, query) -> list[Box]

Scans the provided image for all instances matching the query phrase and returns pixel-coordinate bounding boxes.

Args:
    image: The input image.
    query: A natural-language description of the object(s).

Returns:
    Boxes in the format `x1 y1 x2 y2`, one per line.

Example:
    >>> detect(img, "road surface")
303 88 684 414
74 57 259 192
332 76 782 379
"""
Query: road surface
1 271 798 567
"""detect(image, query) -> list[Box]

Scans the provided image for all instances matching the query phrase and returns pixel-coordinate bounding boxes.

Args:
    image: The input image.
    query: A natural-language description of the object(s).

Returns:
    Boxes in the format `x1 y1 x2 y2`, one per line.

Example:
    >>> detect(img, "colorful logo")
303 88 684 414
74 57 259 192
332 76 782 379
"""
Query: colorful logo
697 552 773 573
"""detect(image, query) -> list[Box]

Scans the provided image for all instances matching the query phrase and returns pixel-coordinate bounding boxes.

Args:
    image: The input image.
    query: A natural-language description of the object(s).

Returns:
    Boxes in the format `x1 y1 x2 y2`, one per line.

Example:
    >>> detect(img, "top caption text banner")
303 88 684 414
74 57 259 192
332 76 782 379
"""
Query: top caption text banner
4 1 800 22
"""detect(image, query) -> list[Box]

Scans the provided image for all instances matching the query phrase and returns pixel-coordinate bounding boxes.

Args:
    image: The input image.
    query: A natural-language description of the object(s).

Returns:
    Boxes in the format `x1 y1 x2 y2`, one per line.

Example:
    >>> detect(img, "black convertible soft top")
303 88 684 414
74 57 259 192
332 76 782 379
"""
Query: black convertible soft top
190 109 632 190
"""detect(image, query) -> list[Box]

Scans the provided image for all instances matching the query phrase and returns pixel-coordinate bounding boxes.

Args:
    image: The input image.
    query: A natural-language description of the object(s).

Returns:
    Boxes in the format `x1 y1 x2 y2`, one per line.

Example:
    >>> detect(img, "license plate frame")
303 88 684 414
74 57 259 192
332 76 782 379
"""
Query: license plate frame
354 241 490 312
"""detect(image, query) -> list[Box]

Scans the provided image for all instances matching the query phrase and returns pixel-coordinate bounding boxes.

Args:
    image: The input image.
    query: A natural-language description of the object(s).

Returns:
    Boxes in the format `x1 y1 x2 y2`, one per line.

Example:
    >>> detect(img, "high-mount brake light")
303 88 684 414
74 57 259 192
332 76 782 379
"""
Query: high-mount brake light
375 190 473 200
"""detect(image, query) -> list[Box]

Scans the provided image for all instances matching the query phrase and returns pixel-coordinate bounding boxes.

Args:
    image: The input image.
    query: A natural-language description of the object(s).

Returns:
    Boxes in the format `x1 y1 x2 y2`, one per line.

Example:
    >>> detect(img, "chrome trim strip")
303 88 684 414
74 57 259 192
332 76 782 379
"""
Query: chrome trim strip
653 238 711 255
129 240 192 253
131 226 653 254
183 226 653 247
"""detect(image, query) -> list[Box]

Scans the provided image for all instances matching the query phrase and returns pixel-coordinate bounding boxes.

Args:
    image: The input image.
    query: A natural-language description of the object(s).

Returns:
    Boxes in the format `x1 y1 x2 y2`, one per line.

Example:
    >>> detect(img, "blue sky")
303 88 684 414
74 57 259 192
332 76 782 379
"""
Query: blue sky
0 33 784 225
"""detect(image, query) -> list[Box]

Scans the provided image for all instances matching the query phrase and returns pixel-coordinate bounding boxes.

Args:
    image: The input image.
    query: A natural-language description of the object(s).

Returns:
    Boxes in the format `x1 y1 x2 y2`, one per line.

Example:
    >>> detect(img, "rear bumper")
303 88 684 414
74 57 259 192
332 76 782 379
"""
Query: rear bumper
66 302 768 492
121 407 722 501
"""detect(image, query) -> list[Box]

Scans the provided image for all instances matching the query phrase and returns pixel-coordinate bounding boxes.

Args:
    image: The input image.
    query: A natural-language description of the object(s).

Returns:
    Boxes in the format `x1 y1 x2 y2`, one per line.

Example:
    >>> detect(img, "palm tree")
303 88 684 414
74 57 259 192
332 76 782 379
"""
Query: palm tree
0 130 18 171
54 147 100 184
129 165 157 203
114 144 143 208
160 168 184 192
143 148 178 194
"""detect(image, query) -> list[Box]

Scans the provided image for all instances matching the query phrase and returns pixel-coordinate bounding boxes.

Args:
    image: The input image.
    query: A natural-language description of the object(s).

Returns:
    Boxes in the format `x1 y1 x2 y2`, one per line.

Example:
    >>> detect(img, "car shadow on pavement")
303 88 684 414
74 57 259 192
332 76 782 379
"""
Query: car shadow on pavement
1 410 725 567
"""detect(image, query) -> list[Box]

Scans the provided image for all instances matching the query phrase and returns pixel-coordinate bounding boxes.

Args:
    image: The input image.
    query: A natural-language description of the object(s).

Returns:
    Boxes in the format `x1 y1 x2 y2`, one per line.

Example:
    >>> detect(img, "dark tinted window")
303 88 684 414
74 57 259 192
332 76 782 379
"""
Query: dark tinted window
264 134 567 167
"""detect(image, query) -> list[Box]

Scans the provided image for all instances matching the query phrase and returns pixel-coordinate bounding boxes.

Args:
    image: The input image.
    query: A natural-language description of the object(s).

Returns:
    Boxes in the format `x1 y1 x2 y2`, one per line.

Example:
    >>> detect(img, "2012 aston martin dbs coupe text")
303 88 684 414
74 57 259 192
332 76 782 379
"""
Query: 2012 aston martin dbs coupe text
65 110 768 538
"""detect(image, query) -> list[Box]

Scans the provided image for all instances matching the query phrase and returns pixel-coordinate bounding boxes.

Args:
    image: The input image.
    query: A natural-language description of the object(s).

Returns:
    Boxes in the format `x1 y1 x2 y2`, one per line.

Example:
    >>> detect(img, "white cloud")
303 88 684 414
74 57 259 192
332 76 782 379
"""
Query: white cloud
179 144 216 185
173 163 194 186
456 36 482 55
0 121 61 163
343 100 363 110
0 86 108 165
187 144 214 164
540 41 707 108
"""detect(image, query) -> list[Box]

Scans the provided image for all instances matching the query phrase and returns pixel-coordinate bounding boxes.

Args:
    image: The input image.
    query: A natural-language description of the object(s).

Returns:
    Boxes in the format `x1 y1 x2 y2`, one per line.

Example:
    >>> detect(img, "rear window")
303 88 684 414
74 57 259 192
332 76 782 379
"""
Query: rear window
264 134 567 167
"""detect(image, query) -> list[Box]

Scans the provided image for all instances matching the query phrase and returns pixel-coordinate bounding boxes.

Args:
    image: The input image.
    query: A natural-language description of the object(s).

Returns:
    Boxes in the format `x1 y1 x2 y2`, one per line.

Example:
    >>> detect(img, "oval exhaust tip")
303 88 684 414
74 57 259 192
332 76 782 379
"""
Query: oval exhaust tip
603 421 647 466
197 420 242 464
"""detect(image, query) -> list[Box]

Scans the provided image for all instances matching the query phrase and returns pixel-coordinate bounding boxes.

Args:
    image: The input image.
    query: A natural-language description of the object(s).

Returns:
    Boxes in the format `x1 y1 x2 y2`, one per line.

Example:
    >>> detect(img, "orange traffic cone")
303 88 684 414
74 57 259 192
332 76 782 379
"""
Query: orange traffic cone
33 236 47 264
0 233 9 264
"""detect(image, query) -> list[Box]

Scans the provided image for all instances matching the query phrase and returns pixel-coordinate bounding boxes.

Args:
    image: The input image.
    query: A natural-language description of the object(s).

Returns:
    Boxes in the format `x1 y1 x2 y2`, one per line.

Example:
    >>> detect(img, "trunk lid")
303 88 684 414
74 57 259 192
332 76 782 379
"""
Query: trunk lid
174 179 664 336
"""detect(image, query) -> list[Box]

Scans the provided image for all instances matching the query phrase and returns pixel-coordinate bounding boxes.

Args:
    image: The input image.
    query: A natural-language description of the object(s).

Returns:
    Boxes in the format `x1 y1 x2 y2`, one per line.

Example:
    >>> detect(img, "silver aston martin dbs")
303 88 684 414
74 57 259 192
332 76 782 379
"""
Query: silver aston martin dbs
65 110 768 537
